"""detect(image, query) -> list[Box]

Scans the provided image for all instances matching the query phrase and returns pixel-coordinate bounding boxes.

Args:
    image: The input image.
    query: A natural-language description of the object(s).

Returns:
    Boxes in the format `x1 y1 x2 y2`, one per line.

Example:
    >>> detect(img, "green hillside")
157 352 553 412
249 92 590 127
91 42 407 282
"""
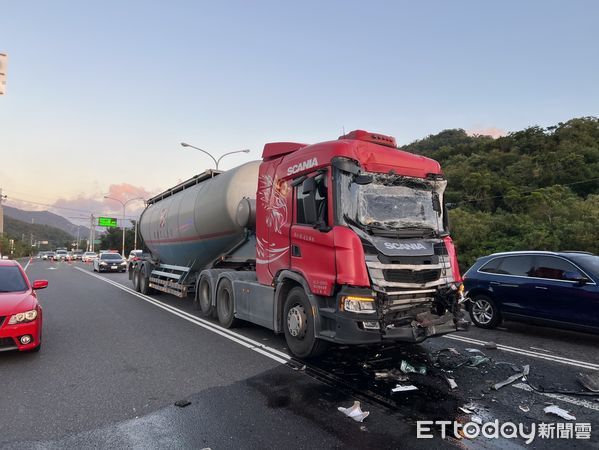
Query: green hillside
1 215 76 256
403 117 599 270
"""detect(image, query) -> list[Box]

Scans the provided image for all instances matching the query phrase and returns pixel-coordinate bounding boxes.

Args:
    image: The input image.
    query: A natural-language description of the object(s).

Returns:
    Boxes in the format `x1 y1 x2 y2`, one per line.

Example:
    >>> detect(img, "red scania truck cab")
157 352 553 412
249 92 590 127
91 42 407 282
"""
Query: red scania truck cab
131 130 469 358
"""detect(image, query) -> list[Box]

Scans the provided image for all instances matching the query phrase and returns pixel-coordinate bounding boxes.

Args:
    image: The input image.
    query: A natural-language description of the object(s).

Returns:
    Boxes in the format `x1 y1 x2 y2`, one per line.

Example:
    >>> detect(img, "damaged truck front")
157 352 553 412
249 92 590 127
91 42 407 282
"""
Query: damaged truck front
333 158 469 343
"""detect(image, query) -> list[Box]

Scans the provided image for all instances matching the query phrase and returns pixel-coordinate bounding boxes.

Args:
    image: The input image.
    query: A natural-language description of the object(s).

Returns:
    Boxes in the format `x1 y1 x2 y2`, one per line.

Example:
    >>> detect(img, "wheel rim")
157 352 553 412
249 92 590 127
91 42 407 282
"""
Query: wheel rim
287 304 307 339
472 299 494 324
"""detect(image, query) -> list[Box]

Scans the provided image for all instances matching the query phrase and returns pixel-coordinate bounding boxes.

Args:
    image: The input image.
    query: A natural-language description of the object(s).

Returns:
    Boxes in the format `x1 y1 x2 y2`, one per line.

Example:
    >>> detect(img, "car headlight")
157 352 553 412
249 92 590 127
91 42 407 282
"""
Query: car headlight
340 295 376 314
8 309 38 324
100 262 107 266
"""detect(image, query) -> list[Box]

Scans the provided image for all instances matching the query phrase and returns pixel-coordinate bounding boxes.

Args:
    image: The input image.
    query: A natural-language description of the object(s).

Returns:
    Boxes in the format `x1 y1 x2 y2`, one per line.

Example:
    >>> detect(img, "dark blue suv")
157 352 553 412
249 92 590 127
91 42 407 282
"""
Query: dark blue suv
463 251 599 332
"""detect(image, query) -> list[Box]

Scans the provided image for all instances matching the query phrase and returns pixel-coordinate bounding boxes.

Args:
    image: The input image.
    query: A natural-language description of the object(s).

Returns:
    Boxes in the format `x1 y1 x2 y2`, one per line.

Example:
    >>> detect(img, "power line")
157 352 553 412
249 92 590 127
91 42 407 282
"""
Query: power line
454 176 599 206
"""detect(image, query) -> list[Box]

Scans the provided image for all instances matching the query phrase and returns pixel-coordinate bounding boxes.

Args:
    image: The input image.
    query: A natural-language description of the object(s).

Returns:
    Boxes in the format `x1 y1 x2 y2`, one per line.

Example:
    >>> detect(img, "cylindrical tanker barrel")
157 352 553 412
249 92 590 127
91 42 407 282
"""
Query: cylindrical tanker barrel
139 161 260 271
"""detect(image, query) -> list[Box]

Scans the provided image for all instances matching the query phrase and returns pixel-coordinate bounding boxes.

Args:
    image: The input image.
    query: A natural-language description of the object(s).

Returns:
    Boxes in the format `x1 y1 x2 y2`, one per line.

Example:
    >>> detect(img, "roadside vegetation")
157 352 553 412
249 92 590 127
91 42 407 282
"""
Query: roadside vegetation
404 117 599 270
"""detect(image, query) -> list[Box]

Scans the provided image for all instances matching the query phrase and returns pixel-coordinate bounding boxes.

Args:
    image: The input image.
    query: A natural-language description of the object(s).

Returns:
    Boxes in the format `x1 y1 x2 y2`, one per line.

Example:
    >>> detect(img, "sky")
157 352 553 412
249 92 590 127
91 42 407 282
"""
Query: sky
1 0 598 224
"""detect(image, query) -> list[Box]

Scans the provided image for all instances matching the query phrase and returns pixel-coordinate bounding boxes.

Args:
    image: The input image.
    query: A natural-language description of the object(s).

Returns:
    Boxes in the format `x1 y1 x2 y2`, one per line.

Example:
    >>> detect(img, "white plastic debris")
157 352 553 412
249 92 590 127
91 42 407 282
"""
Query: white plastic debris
492 365 530 390
458 406 474 414
471 415 483 424
519 405 530 413
446 377 458 390
338 401 370 423
391 384 418 392
544 404 576 421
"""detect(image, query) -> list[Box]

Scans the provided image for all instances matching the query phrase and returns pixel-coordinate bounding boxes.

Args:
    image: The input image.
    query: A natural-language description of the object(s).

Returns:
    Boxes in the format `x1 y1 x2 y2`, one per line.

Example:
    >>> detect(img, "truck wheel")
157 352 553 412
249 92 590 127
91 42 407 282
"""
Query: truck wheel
132 268 141 292
139 272 152 295
283 287 328 359
195 275 214 317
216 278 238 328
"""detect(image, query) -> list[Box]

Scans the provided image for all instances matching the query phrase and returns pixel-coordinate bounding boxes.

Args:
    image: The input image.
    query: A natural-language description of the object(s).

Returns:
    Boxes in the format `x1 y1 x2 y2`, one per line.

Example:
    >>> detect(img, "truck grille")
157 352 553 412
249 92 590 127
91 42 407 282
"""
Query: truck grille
383 269 440 284
0 337 16 349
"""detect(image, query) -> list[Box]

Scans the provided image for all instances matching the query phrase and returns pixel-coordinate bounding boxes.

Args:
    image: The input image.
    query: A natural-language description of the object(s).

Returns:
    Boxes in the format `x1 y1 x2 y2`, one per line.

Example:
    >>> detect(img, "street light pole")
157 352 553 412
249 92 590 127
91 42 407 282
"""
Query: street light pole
104 196 146 256
180 143 250 171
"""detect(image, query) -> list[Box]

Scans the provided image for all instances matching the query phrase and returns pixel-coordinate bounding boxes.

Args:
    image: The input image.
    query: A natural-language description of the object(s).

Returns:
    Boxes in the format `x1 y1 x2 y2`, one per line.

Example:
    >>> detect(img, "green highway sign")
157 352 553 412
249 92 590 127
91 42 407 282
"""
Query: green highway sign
93 239 102 244
98 217 118 227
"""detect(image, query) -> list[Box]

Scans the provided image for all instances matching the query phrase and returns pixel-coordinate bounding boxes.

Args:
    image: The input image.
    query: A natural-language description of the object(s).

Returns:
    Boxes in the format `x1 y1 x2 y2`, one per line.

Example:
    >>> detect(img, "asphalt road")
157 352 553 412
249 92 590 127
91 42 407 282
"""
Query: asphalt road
1 259 598 449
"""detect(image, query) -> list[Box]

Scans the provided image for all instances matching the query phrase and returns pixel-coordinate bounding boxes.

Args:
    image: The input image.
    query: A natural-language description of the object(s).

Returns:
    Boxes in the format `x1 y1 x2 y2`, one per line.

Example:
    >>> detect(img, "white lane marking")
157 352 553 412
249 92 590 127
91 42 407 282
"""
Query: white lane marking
443 334 599 371
512 383 599 412
529 346 553 353
74 267 290 364
23 259 31 271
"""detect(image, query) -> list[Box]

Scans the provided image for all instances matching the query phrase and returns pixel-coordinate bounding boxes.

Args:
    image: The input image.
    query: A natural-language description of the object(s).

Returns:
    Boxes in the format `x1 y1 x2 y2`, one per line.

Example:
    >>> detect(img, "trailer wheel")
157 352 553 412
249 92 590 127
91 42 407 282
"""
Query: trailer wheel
283 287 328 359
132 268 141 292
139 271 152 295
216 278 238 328
195 275 214 317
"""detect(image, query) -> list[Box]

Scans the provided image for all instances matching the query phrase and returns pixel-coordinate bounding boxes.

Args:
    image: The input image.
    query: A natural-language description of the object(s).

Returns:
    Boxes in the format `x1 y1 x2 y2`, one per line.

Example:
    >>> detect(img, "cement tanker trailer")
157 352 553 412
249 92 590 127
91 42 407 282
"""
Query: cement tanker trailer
130 130 469 358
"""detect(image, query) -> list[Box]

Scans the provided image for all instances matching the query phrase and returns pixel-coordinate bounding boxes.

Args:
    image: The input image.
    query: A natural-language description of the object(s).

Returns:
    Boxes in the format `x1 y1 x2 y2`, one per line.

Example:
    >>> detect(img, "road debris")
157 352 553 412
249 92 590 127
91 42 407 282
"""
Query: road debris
465 355 490 367
493 365 530 390
391 384 418 393
465 348 485 354
400 360 426 375
374 370 409 382
292 365 306 371
338 401 370 423
458 406 474 414
446 377 458 390
543 404 576 421
519 405 530 413
578 372 599 393
471 415 483 424
174 400 191 408
438 347 461 355
484 342 498 350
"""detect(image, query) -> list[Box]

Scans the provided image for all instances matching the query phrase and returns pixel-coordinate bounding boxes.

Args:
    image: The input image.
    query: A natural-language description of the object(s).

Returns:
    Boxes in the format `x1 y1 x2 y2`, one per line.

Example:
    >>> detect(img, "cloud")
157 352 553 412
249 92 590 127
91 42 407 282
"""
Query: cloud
466 127 507 139
51 183 158 225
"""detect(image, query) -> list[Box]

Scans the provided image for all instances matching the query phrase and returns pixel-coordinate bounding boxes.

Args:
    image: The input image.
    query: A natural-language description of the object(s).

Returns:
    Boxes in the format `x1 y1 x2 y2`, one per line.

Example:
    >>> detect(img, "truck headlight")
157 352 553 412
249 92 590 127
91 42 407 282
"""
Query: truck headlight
341 295 376 314
8 309 38 324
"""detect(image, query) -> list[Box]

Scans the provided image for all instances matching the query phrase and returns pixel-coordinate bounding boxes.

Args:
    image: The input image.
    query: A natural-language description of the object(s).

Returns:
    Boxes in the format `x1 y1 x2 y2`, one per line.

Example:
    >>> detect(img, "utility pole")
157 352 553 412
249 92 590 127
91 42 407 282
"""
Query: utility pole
0 187 6 236
89 214 96 252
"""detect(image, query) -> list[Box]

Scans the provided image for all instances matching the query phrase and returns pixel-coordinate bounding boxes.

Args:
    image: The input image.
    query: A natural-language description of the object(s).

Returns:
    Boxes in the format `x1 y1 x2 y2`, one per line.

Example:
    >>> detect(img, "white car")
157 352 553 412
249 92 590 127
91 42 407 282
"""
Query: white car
82 252 98 262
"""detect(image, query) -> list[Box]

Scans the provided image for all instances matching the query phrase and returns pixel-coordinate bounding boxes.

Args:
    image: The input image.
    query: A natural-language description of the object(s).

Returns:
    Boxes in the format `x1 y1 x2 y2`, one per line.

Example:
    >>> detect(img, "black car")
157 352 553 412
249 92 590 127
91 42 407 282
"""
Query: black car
93 252 127 273
463 251 599 333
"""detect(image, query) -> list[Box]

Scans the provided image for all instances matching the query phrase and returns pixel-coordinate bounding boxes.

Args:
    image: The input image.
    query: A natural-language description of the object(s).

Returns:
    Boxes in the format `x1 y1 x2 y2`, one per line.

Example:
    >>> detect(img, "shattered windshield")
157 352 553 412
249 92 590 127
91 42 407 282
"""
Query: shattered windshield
335 169 446 233
358 184 439 229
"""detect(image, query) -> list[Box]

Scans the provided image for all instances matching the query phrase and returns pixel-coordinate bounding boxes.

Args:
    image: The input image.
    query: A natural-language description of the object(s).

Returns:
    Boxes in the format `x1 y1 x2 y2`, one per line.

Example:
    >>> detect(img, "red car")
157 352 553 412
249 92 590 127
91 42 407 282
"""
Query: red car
0 260 47 352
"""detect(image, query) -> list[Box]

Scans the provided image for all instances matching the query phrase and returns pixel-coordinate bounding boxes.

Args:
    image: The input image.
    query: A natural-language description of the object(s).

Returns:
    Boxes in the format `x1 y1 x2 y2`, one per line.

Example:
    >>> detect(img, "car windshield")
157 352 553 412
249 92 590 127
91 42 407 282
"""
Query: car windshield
0 266 28 293
57 250 67 255
568 254 599 277
101 253 122 260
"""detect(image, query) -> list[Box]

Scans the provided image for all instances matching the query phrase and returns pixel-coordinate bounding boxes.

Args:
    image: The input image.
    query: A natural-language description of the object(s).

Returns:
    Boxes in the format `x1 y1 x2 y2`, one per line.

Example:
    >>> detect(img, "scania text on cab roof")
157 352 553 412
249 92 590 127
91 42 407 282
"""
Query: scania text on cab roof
129 130 469 358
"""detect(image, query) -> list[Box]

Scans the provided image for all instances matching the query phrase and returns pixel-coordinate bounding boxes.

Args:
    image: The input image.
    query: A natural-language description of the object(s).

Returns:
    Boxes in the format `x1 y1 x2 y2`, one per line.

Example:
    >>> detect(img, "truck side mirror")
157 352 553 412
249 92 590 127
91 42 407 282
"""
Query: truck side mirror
353 174 372 185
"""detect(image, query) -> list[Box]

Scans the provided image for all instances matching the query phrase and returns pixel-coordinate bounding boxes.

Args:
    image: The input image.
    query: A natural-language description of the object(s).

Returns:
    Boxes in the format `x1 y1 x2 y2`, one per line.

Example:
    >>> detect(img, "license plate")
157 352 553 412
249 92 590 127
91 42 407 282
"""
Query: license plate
111 265 117 269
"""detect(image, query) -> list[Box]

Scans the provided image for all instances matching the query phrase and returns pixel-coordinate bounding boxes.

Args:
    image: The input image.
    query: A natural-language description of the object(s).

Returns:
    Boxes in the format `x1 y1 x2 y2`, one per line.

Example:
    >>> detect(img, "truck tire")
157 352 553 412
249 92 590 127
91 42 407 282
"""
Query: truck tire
195 275 215 317
139 272 152 295
132 268 141 292
216 278 238 328
283 287 328 359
